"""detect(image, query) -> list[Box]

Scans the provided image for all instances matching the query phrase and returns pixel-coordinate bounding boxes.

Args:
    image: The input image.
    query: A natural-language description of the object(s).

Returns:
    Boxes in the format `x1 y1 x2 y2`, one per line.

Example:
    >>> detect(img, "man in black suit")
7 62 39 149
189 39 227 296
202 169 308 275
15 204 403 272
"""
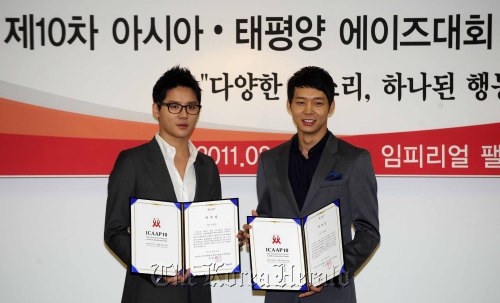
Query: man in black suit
105 66 221 303
241 66 380 303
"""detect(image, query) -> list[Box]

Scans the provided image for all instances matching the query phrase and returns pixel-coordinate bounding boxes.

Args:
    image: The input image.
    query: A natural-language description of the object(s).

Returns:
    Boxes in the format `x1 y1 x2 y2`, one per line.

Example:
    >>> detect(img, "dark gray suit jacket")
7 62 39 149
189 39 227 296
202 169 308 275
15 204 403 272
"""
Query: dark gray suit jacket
256 133 380 303
104 138 221 303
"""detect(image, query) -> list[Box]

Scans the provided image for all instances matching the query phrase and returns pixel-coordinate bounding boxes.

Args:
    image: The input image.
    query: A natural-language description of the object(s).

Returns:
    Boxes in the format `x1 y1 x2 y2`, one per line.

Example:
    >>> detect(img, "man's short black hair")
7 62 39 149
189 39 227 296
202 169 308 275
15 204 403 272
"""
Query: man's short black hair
152 66 202 105
287 66 335 106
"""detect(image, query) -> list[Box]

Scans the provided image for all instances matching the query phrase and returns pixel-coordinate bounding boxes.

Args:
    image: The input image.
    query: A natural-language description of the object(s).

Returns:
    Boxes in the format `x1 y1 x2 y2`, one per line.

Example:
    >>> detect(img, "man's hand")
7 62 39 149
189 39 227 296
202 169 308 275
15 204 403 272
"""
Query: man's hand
163 269 191 285
298 284 323 298
237 210 258 247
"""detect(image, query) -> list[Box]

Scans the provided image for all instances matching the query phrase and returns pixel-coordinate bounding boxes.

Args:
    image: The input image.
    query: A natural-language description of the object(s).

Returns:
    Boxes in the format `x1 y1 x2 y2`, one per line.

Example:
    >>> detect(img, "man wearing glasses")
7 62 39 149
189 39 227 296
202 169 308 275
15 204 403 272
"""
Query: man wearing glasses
104 66 221 303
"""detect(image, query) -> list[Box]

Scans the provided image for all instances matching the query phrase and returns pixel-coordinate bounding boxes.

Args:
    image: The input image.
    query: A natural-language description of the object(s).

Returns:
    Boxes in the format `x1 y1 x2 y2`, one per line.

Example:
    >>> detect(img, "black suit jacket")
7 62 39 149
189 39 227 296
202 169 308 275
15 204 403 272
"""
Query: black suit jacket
256 133 380 303
104 138 221 303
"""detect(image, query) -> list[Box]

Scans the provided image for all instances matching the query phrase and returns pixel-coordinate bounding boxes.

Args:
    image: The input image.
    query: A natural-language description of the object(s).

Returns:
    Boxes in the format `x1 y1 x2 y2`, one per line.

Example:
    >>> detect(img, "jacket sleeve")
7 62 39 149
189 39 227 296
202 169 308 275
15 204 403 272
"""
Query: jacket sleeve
210 159 222 200
104 151 136 266
343 150 380 277
256 155 272 217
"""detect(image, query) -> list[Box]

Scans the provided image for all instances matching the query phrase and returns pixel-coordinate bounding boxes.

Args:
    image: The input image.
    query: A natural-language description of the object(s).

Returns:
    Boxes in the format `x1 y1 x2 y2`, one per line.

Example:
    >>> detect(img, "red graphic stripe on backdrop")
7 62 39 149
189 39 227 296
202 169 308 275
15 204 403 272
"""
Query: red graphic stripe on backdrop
1 123 499 176
344 123 500 176
0 133 284 175
0 134 147 175
0 98 292 142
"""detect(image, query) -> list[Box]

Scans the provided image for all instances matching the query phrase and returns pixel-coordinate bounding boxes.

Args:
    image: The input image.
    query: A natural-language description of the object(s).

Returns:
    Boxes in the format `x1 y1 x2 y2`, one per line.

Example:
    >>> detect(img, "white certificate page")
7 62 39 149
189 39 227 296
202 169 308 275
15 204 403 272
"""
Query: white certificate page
303 202 344 287
184 199 239 276
131 199 182 276
249 217 306 291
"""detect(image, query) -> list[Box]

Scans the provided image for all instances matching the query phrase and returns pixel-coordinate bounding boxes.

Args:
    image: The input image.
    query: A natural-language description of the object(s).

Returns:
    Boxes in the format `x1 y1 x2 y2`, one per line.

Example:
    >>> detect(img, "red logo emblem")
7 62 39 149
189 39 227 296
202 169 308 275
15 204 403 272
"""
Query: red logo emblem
152 218 161 228
272 235 281 244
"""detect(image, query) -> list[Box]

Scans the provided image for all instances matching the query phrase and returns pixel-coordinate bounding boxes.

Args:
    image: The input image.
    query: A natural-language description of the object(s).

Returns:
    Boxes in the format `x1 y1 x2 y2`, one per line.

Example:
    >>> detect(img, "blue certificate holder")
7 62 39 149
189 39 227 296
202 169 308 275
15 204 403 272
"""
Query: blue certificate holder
130 197 240 277
130 197 182 277
248 200 344 291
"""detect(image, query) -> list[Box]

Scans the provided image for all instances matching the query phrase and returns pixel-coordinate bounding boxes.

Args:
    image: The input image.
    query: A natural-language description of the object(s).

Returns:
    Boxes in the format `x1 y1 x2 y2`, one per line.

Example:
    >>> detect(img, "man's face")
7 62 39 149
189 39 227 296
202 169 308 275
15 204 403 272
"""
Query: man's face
152 86 200 142
287 87 334 136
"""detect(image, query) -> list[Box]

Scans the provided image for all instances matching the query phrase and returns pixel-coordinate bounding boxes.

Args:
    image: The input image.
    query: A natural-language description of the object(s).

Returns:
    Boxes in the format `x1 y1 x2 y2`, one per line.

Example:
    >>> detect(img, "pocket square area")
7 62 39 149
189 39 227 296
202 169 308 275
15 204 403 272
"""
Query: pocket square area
325 170 343 181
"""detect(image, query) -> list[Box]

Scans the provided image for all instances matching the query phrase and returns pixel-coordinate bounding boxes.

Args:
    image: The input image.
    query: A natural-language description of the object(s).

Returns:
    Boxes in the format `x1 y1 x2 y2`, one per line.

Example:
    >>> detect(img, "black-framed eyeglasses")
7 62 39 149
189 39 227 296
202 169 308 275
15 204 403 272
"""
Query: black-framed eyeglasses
160 102 202 115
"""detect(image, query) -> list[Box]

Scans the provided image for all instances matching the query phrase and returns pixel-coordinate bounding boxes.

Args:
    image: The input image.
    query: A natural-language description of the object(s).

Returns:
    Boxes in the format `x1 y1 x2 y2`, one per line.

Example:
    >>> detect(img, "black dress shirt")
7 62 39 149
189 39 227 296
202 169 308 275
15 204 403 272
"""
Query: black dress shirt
288 131 330 211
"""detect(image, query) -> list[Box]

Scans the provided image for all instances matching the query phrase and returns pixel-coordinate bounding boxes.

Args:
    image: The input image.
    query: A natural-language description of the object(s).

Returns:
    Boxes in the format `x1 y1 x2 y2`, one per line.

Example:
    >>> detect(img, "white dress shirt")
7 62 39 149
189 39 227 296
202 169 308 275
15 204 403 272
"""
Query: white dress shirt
155 133 198 202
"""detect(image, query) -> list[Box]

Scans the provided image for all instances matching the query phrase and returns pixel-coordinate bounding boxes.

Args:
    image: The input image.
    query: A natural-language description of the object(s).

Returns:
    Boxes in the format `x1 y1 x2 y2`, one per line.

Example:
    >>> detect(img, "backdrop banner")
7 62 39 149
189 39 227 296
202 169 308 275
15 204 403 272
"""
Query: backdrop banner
1 1 499 176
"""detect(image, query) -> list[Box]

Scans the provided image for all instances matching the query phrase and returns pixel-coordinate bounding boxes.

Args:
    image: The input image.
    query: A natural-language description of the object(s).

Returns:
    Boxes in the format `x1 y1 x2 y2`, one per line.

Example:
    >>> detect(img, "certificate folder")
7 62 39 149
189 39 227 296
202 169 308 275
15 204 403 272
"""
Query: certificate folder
247 200 344 291
130 197 240 277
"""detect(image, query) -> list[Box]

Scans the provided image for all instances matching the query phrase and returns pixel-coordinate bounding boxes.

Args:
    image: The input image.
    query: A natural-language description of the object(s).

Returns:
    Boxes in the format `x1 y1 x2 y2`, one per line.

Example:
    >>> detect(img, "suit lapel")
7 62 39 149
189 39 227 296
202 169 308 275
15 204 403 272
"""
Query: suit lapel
143 138 177 202
275 140 301 215
301 134 338 215
193 155 206 202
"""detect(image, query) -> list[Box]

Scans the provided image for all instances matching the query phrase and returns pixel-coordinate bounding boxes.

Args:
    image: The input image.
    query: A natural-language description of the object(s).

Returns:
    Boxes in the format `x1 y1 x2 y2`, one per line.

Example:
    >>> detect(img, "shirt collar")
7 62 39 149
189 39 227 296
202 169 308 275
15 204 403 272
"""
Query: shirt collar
155 132 198 162
291 130 331 159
